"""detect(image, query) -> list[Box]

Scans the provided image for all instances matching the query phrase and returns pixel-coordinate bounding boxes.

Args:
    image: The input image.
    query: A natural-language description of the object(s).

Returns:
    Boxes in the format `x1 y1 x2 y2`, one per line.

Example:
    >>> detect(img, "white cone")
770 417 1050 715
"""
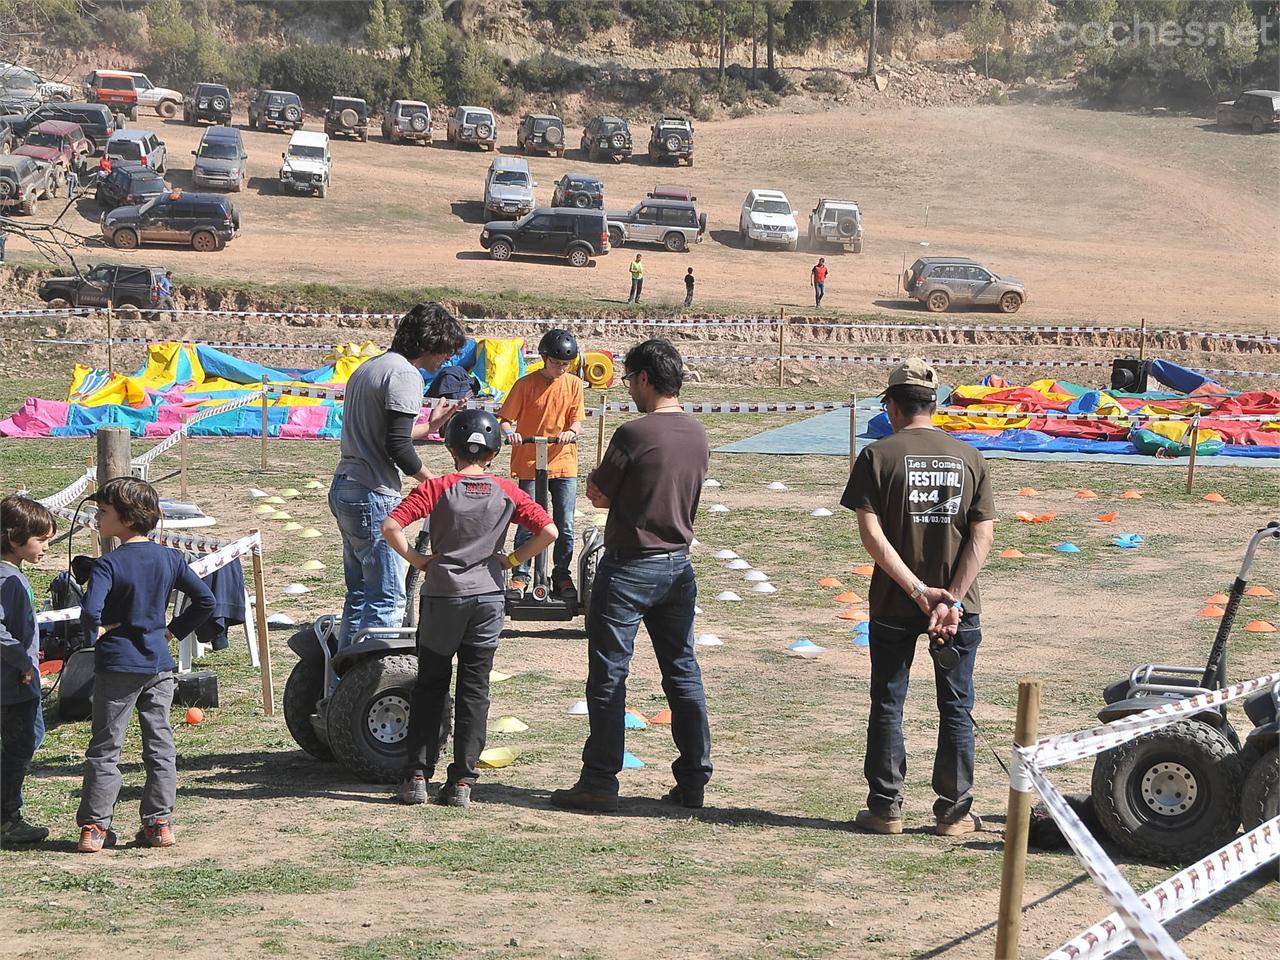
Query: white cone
248 488 268 498
714 549 738 560
708 503 729 513
725 558 752 570
704 478 721 488
716 591 742 602
811 508 833 517
266 613 296 627
695 633 723 647
694 605 703 615
752 582 778 594
282 583 311 596
690 537 700 547
767 481 788 491
566 699 589 715
744 570 769 582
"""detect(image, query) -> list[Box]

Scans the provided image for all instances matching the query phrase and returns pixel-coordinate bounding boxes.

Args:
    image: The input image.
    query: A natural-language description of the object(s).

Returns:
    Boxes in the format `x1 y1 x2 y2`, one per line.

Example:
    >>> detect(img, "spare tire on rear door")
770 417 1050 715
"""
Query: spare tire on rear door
477 122 493 140
838 216 857 237
339 108 359 128
285 104 302 123
664 133 682 152
410 113 428 132
545 125 563 145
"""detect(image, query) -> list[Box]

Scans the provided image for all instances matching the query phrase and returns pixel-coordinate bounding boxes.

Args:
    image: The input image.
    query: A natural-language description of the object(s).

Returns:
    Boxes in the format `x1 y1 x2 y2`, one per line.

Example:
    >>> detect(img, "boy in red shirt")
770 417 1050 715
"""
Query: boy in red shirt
382 410 556 808
497 329 585 602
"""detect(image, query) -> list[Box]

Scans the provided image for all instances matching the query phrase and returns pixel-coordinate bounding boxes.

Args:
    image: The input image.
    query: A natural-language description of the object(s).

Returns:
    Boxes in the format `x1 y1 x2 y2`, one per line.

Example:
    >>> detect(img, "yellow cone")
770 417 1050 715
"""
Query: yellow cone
490 716 529 734
477 747 519 769
299 528 322 539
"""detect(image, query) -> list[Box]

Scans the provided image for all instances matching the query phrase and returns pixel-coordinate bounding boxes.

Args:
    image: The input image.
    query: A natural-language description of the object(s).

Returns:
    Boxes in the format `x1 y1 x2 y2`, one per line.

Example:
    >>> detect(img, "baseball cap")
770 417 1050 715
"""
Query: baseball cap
881 358 939 397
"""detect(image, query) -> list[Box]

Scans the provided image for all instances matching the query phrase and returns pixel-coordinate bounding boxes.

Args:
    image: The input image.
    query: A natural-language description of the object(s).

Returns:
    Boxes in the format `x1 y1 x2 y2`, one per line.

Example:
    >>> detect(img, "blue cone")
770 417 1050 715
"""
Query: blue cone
851 633 870 648
624 712 647 730
788 638 820 651
1055 543 1081 553
1112 534 1144 549
622 751 645 769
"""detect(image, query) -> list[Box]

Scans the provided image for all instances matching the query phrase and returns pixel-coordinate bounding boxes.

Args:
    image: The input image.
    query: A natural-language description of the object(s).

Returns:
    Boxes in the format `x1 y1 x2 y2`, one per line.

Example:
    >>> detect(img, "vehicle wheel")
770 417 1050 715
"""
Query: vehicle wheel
568 245 591 268
157 161 165 175
608 226 624 248
579 537 601 622
807 226 816 249
112 228 139 250
664 232 687 253
283 654 334 761
128 106 138 122
687 156 694 167
191 230 218 253
360 130 368 142
1091 719 1244 864
743 233 754 250
183 109 191 124
1252 116 1265 134
1241 746 1278 829
318 182 328 199
785 239 797 252
115 301 142 319
234 175 244 193
325 654 437 783
926 290 950 313
158 100 178 119
249 114 258 130
0 179 14 202
489 238 513 261
573 193 590 208
19 197 35 216
999 291 1023 314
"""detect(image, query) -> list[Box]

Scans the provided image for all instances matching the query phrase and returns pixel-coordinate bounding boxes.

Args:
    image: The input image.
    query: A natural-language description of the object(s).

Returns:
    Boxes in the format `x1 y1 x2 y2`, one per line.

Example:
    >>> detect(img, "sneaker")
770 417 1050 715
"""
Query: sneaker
0 815 50 846
852 809 904 835
661 784 704 810
549 781 620 813
506 576 530 602
397 774 429 806
77 824 116 853
935 813 983 837
136 819 175 848
435 781 471 808
555 576 578 603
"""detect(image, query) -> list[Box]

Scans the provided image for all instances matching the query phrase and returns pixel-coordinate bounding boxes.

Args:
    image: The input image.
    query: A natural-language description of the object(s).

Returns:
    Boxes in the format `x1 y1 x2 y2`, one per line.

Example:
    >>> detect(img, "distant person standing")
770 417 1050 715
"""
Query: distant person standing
65 166 79 199
811 257 828 308
97 154 111 179
683 267 694 307
627 254 644 304
156 271 176 312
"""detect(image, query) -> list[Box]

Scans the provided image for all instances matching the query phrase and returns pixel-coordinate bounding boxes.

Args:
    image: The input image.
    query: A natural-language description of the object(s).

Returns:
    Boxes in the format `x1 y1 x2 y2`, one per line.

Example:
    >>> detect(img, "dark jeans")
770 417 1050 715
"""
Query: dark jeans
814 281 825 306
514 477 576 581
403 595 502 785
865 612 981 823
1 699 39 822
628 277 644 302
580 553 712 794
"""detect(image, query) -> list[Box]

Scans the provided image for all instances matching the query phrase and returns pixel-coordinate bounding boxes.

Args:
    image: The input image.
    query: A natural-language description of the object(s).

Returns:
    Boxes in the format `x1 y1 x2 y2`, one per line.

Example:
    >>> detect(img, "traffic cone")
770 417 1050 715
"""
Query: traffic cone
1203 492 1226 503
1095 512 1118 522
1245 585 1275 598
1076 489 1098 499
818 576 843 588
1198 605 1226 618
1245 620 1276 633
852 564 874 576
999 548 1025 559
1120 490 1143 500
834 591 863 604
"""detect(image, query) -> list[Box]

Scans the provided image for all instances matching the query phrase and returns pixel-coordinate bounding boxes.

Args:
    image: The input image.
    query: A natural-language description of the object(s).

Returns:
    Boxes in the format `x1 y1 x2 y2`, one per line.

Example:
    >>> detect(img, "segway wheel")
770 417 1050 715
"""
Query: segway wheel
578 529 603 622
283 656 333 761
1091 719 1244 863
1241 746 1278 830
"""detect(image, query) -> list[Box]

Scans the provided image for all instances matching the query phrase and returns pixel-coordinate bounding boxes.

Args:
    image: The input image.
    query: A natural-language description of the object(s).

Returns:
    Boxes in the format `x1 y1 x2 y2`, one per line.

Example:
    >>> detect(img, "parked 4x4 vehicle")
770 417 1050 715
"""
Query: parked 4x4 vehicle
1215 89 1280 133
96 162 167 210
0 154 58 214
447 106 497 150
0 62 73 103
483 156 535 219
106 129 166 174
39 263 169 318
14 120 90 176
86 71 139 122
249 89 304 132
12 103 117 153
739 188 799 251
279 130 331 198
581 115 632 163
552 173 604 209
607 198 706 252
101 191 240 252
480 208 609 267
84 71 182 119
903 257 1026 314
184 83 233 126
382 100 432 144
516 113 565 156
324 96 369 141
648 115 694 166
191 126 247 192
808 198 863 253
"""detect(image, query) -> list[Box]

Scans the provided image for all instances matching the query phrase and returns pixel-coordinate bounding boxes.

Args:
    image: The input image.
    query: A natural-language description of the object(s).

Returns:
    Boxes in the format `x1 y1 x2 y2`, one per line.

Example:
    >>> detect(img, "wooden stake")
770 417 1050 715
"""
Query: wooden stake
995 678 1042 960
96 426 130 553
179 413 189 498
848 393 858 473
260 376 269 472
777 308 786 387
105 301 114 377
84 456 99 558
595 393 607 469
1138 317 1147 363
249 533 274 717
1185 417 1201 494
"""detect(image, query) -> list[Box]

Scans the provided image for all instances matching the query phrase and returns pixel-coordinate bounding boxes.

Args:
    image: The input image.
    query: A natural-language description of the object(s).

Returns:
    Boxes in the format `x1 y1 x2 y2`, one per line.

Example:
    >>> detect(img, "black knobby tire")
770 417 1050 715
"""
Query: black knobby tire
1241 746 1278 829
1091 719 1244 863
401 529 430 629
326 654 418 783
283 655 333 760
573 192 590 208
579 544 601 624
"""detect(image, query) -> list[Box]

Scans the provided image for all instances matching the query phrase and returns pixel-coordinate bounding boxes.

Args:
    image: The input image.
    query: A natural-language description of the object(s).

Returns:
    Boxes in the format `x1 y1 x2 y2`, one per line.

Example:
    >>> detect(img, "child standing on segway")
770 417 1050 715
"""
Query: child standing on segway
497 329 585 604
381 410 557 808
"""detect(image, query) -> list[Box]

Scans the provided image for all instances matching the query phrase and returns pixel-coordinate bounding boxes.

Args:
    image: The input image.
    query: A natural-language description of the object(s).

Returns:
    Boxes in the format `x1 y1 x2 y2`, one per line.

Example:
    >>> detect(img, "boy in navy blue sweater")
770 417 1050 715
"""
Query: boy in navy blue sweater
77 478 215 852
1 495 56 846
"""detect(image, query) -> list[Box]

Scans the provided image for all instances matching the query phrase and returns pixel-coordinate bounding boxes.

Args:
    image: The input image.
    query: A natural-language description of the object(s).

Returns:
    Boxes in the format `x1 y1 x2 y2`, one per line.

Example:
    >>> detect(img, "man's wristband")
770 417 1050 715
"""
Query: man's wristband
908 581 927 601
951 599 965 614
507 551 520 568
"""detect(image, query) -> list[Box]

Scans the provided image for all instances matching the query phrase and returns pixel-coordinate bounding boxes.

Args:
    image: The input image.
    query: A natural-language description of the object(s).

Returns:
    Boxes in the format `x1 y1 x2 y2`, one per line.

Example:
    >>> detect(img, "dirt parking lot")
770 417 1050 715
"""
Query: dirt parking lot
19 101 1280 329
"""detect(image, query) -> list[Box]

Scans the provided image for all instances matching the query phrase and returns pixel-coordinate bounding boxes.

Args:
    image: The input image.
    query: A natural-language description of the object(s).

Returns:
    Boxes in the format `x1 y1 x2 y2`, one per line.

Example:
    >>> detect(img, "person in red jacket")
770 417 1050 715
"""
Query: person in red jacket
811 257 829 308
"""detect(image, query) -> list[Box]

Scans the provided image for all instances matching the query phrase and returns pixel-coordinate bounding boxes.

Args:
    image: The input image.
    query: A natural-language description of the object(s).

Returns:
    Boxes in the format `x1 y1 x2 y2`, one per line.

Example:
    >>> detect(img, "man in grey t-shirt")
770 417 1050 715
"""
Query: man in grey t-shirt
329 303 466 646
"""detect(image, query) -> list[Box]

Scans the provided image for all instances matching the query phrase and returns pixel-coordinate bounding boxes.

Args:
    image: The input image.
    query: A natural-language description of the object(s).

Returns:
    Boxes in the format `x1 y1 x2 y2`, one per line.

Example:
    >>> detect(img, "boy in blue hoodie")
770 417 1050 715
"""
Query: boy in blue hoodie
0 495 56 846
77 478 215 853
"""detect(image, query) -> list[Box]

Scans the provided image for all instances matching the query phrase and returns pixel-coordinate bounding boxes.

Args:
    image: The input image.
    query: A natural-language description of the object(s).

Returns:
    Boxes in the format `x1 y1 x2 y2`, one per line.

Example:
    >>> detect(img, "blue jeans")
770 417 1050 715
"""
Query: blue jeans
514 477 576 581
1 699 38 822
865 612 981 823
328 475 406 647
580 553 712 794
814 281 825 306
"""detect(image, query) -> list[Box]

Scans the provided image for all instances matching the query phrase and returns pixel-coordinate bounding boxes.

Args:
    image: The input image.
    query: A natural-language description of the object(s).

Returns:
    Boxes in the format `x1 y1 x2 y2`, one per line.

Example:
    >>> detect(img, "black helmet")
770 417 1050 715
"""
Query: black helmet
445 409 502 457
538 328 578 361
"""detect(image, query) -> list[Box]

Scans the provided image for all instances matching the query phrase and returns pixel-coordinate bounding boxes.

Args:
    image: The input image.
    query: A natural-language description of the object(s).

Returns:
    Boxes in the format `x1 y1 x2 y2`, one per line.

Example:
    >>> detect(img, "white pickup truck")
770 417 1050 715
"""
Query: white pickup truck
808 198 864 253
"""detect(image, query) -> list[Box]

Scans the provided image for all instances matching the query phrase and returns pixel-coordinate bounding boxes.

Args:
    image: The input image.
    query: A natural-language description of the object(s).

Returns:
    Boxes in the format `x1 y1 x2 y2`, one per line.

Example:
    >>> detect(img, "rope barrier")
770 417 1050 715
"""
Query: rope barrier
936 407 1280 424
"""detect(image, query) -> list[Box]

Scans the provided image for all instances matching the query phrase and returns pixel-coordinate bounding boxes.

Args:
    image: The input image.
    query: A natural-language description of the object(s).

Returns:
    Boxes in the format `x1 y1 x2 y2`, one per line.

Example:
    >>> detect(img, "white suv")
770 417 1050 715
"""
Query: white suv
739 188 799 251
279 130 331 198
82 70 183 119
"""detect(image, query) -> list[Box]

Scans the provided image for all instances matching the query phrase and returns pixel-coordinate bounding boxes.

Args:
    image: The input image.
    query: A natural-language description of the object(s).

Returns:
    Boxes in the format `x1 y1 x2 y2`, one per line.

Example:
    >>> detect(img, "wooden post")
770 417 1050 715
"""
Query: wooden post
848 393 858 473
777 308 786 388
259 376 269 472
84 456 99 558
105 300 114 377
96 426 131 553
1185 417 1201 494
595 393 607 468
249 533 274 716
995 678 1042 960
1138 317 1147 363
179 413 189 498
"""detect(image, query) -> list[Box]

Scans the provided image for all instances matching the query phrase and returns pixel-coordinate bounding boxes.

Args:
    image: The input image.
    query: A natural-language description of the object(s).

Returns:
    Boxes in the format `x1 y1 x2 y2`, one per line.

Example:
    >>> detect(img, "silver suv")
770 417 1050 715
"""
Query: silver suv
903 257 1026 314
483 156 535 219
447 106 496 151
382 100 433 145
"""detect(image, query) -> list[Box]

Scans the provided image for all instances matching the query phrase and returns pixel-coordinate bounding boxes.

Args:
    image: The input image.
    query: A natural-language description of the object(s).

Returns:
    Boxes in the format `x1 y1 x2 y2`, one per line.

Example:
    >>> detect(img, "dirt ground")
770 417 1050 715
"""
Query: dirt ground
7 101 1279 330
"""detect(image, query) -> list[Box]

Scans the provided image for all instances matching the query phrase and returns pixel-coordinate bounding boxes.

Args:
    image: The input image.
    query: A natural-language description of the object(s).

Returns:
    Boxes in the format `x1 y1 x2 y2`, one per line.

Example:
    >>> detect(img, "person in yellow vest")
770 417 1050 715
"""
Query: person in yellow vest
627 254 644 304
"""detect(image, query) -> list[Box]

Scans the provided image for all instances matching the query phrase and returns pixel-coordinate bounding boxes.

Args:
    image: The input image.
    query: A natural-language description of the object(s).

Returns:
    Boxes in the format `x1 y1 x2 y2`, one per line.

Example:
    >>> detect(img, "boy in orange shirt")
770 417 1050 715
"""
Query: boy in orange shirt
498 329 585 602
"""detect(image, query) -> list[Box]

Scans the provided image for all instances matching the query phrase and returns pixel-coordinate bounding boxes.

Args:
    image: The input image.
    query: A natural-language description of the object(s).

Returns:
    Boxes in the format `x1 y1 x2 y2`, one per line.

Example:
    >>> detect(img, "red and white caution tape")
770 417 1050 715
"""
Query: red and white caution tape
1045 817 1280 960
35 606 82 625
936 407 1279 424
788 320 1280 346
36 469 94 510
686 353 1111 369
0 307 92 318
37 336 337 352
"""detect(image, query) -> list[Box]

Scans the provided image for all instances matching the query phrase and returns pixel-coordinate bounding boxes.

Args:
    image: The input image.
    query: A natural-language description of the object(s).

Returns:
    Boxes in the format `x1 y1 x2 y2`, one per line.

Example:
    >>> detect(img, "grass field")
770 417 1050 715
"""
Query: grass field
1 370 1278 959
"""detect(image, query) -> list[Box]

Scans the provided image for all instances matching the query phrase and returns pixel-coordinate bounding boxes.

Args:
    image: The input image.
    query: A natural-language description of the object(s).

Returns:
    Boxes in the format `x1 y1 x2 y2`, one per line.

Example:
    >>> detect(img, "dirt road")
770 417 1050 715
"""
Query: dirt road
13 102 1280 329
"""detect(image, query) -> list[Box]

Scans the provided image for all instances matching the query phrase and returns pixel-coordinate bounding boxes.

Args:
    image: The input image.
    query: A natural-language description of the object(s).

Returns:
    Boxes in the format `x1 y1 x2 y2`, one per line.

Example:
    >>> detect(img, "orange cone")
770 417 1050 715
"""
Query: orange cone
1204 593 1230 604
852 564 874 577
1245 620 1277 633
817 576 843 588
649 708 673 725
1120 490 1143 500
1203 492 1226 503
999 548 1025 559
834 591 863 604
1033 512 1057 523
1095 512 1118 522
1245 585 1274 598
1018 487 1039 496
1076 489 1098 499
1015 511 1037 522
1198 605 1226 618
838 608 867 622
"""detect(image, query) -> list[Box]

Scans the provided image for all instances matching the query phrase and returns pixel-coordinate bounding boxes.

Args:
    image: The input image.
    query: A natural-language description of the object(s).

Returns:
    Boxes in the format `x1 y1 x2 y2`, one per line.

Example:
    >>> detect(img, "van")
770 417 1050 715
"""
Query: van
278 129 331 198
483 155 535 219
192 126 247 192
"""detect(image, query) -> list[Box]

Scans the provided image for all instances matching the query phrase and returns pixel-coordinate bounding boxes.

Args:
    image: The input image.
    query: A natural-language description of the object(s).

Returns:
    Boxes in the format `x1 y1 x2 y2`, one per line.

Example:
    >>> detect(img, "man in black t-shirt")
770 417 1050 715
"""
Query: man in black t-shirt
551 339 712 813
841 359 996 837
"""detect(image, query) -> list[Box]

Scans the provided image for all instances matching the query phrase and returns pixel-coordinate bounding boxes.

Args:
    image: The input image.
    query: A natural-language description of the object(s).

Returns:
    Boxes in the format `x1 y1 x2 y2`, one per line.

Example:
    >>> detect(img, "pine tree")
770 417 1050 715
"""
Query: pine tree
963 0 1006 79
367 0 390 52
1220 3 1259 88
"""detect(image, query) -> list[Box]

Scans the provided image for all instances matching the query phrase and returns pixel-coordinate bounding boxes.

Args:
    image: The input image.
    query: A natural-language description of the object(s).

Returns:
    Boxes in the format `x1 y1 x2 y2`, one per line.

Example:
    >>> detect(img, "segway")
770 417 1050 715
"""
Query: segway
505 436 604 625
1089 519 1280 863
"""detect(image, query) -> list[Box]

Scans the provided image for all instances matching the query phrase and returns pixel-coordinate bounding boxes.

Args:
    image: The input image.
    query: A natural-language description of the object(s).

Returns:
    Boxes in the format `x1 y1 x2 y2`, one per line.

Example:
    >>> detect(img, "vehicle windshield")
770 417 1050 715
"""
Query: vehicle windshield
101 77 132 91
532 119 549 131
137 197 158 214
287 144 325 159
198 140 238 159
1 75 37 93
25 131 62 147
752 199 790 215
268 94 293 105
492 171 529 186
109 140 142 159
133 178 164 195
131 75 152 90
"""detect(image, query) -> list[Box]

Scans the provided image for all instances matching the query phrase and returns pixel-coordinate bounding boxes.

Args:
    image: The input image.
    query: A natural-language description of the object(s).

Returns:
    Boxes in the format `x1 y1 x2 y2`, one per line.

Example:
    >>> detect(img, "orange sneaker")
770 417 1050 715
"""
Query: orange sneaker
135 819 175 848
77 824 116 853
